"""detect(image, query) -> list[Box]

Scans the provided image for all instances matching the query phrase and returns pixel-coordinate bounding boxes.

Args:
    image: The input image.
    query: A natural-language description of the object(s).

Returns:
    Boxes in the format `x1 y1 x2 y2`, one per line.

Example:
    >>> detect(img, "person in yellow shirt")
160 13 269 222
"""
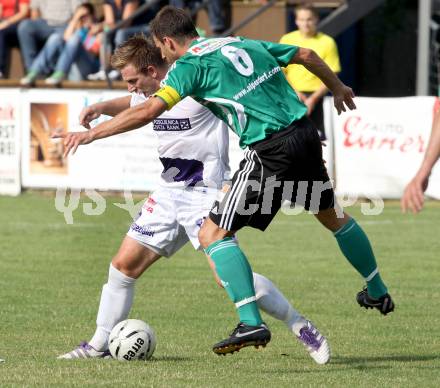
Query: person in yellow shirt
280 4 341 139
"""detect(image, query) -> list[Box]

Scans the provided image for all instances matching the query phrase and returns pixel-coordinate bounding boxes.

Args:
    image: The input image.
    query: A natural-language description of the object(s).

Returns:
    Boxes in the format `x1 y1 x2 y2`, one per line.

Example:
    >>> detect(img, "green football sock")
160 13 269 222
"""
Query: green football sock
334 218 388 299
205 238 262 326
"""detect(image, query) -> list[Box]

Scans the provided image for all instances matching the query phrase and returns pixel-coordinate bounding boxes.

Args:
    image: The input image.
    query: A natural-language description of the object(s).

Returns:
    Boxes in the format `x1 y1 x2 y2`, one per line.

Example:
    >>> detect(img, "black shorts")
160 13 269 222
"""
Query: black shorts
209 116 335 231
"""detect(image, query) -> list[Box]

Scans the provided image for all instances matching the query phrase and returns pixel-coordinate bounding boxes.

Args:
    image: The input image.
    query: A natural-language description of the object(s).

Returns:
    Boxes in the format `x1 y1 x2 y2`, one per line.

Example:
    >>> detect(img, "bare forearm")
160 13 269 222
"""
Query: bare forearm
291 48 343 93
97 96 131 117
89 104 151 141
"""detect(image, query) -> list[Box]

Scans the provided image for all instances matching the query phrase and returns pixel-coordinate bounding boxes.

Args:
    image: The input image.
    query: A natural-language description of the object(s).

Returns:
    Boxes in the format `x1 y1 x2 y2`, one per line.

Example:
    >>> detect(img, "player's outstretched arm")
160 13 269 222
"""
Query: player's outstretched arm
290 48 356 115
55 97 167 157
79 96 132 129
401 109 440 213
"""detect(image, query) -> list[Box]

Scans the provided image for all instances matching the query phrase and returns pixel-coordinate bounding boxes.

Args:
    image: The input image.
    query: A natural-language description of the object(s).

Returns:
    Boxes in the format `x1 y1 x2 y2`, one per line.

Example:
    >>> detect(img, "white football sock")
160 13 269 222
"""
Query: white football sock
253 272 306 336
89 264 136 351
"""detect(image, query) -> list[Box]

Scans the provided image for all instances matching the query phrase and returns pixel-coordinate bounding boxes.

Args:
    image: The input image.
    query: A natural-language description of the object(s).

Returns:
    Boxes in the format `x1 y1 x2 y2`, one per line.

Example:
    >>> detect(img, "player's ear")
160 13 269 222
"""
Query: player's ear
163 36 172 48
164 36 177 52
147 65 157 78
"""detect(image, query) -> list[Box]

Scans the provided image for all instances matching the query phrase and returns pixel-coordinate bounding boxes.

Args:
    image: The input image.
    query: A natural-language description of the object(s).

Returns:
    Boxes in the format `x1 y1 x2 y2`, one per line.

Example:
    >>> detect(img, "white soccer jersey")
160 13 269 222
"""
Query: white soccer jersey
131 93 230 189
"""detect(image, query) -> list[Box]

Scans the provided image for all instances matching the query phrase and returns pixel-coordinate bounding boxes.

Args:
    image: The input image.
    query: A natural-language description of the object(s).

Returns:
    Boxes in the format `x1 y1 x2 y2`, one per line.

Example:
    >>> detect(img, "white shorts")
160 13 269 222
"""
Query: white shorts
126 186 218 257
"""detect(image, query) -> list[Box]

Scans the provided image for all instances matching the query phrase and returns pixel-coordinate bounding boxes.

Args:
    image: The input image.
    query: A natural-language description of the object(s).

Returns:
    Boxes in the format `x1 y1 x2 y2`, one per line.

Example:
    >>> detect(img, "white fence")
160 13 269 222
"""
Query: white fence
1 88 439 199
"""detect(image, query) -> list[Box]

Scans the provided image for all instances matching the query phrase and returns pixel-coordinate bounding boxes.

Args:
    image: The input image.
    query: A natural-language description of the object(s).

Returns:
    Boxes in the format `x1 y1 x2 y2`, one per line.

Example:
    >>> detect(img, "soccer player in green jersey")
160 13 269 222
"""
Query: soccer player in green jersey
61 6 395 355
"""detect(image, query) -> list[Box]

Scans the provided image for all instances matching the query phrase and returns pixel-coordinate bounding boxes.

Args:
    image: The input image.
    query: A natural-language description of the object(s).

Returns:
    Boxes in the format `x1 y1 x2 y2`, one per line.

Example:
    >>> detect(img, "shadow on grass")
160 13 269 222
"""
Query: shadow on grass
331 354 440 365
263 364 392 375
333 354 440 364
264 353 440 375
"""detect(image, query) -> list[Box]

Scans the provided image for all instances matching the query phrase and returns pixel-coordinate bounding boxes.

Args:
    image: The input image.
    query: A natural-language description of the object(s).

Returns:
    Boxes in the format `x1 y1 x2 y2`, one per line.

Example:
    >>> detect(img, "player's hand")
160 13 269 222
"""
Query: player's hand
333 85 356 115
79 105 102 129
401 174 429 214
52 131 94 158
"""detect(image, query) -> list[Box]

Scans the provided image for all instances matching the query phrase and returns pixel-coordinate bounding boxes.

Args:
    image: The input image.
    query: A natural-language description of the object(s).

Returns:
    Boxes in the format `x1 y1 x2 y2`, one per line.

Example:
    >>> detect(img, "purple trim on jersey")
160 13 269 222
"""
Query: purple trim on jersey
160 157 204 186
153 118 192 131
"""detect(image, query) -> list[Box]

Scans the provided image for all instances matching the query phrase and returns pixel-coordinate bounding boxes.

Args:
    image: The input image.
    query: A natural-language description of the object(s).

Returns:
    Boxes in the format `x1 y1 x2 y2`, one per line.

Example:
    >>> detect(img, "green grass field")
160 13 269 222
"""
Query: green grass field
1 192 439 387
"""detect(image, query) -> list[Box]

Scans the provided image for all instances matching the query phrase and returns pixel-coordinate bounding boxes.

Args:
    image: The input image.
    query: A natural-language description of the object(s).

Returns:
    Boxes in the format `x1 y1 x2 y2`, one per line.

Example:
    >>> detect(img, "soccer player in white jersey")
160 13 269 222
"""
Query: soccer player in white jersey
57 35 330 364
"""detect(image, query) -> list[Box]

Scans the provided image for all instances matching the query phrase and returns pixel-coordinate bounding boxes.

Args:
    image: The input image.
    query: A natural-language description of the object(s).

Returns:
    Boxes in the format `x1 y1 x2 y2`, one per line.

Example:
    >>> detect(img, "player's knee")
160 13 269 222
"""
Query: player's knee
199 216 233 248
316 208 351 232
111 253 140 278
198 222 223 249
111 255 130 275
198 222 211 248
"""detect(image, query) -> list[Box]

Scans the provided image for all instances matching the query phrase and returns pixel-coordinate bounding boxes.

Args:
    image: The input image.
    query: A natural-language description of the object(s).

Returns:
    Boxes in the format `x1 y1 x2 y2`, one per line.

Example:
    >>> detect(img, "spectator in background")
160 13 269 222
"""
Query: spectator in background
88 0 159 81
170 0 231 35
17 0 84 72
401 109 440 213
0 0 30 78
20 2 99 85
279 4 340 140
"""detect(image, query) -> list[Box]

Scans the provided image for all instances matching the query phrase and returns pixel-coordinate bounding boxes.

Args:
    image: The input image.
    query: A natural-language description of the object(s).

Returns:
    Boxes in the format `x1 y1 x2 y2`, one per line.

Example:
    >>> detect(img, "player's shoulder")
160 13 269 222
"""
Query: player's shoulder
163 56 200 84
186 36 249 56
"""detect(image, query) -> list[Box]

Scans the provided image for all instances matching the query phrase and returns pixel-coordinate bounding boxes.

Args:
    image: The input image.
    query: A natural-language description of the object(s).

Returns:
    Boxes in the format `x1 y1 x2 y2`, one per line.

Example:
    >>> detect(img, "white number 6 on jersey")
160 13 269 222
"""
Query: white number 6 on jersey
221 46 254 76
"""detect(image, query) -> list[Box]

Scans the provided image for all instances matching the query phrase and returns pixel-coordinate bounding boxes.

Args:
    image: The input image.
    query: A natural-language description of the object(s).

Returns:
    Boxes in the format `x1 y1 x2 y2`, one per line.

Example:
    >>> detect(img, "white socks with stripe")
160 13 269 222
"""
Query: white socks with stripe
89 264 136 351
253 273 306 336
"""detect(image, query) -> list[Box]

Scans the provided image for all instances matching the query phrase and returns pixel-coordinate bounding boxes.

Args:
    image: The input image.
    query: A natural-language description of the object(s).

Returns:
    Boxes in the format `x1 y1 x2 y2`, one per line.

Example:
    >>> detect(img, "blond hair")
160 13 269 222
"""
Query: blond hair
111 34 166 73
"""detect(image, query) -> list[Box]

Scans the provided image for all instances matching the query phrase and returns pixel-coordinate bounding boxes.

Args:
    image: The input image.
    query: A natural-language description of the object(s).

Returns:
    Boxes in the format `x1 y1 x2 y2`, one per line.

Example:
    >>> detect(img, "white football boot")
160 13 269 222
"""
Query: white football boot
295 320 331 364
57 342 111 359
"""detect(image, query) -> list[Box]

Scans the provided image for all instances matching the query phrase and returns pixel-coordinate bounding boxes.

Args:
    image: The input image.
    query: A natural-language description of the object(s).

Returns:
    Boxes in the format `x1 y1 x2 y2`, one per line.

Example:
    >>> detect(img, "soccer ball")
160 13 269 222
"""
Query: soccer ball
108 319 156 361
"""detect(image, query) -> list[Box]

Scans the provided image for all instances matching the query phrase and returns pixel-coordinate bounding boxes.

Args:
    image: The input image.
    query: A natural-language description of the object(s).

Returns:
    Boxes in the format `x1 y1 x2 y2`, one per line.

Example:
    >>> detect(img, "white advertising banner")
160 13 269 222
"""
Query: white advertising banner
16 89 440 198
21 89 162 191
0 89 21 196
20 88 245 192
330 96 440 199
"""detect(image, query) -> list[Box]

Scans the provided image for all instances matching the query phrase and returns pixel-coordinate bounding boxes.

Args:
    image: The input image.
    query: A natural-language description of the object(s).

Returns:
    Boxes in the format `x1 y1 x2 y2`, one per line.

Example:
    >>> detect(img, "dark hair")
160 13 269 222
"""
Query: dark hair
111 34 166 73
150 6 199 44
78 2 95 17
295 4 319 19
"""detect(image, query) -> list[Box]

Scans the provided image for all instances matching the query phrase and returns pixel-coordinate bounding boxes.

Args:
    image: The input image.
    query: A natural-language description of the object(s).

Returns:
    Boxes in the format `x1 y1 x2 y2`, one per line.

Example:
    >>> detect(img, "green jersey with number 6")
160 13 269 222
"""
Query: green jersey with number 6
154 36 307 148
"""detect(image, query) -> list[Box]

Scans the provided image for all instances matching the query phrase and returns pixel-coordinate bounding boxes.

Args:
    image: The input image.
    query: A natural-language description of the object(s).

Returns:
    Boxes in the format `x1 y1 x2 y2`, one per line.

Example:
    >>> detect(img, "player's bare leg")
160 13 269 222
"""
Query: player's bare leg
315 207 395 315
58 237 161 359
199 219 270 355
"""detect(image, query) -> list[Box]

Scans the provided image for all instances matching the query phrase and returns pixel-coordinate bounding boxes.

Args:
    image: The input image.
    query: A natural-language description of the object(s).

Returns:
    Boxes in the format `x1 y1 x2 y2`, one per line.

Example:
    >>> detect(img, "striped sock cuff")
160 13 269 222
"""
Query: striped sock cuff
204 237 237 256
235 296 257 308
334 218 356 237
365 267 379 282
